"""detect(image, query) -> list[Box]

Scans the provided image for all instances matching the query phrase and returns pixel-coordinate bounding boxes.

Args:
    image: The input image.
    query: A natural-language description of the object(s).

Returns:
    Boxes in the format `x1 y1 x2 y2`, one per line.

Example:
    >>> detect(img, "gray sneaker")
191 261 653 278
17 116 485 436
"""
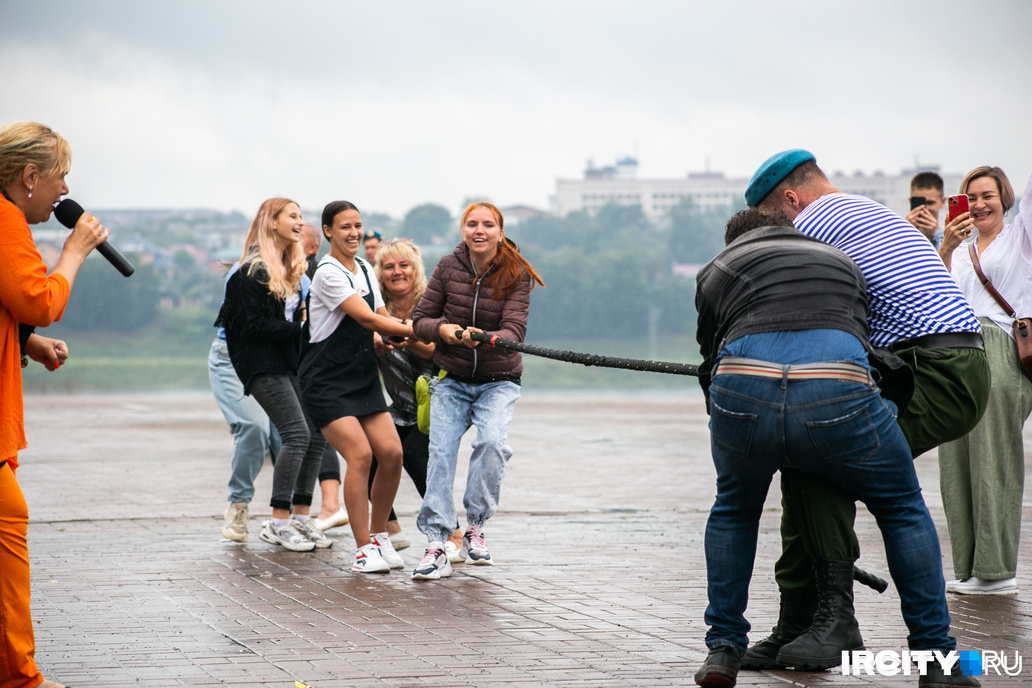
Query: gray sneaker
293 518 334 549
221 503 249 542
259 520 316 552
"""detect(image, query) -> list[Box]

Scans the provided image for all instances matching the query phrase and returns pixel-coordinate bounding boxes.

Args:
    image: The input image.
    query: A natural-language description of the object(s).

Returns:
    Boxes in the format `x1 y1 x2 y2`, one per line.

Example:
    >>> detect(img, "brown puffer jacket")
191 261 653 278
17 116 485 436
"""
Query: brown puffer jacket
412 240 532 381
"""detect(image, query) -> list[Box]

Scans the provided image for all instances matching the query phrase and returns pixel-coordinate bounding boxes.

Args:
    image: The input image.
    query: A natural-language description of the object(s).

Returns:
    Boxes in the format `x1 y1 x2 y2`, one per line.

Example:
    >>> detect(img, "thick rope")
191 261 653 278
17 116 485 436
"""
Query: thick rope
456 330 699 377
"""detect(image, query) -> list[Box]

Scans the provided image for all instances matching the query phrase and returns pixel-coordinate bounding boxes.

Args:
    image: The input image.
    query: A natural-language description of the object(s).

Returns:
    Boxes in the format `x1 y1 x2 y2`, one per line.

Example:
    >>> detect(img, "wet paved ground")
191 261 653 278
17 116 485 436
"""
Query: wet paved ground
18 392 1032 687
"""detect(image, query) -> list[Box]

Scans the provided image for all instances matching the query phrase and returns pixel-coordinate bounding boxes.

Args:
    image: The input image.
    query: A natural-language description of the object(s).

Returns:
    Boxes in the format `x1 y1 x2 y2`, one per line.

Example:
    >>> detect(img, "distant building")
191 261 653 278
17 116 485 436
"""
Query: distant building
553 157 963 223
499 204 548 226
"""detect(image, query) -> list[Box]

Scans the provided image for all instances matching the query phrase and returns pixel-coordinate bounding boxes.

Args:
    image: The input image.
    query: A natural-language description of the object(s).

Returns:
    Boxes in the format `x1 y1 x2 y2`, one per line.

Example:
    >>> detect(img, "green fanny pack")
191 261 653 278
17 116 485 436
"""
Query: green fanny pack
415 369 447 434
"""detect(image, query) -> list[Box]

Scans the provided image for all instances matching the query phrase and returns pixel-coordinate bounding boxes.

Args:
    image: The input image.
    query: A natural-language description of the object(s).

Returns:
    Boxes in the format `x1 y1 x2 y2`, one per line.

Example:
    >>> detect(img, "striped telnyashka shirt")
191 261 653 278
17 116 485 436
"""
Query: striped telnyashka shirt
794 193 980 348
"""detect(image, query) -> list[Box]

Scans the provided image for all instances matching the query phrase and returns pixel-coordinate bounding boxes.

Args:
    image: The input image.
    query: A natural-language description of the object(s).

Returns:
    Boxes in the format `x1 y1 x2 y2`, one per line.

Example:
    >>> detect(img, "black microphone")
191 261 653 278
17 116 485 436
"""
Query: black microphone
53 199 135 277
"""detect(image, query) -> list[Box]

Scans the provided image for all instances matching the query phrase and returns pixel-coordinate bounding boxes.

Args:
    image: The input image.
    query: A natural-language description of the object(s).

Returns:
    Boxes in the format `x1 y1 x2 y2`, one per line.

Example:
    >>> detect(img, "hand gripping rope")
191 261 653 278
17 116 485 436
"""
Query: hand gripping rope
455 330 700 377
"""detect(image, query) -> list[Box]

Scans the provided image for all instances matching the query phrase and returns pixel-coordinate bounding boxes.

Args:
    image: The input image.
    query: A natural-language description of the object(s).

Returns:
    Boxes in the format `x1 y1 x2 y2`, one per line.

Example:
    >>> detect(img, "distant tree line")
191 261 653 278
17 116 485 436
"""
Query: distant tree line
47 197 740 345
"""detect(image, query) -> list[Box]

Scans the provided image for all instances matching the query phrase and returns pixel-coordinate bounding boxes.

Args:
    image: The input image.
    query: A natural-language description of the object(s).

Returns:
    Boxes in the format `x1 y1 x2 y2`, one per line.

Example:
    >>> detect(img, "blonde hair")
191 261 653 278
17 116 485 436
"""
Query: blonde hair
239 198 306 300
0 121 72 189
374 240 427 315
960 166 1015 214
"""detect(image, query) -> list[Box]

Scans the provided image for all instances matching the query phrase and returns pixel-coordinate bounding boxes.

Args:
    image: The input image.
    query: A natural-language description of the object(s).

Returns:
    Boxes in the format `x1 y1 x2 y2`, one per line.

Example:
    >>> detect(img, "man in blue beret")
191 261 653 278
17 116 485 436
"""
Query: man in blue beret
734 151 990 672
693 208 976 688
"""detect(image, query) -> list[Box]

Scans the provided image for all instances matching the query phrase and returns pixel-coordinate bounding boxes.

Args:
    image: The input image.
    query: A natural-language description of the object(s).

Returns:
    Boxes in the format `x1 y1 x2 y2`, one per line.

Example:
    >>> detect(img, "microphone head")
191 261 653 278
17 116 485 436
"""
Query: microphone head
53 199 85 229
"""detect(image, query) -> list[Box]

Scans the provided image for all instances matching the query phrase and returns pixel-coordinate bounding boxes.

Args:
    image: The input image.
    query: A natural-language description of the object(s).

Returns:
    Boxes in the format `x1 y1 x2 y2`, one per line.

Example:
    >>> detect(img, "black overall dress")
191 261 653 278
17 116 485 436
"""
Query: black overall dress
298 259 388 429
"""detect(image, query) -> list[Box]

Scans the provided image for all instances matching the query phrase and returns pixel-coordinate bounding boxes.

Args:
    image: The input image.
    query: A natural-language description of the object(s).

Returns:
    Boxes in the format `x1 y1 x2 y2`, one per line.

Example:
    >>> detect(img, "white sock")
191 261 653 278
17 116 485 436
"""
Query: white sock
272 518 290 528
292 514 310 523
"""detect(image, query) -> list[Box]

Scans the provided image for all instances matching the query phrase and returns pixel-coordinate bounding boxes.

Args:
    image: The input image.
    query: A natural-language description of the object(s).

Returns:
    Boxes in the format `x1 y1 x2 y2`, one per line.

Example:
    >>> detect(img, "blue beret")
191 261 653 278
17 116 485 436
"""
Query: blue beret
744 149 816 207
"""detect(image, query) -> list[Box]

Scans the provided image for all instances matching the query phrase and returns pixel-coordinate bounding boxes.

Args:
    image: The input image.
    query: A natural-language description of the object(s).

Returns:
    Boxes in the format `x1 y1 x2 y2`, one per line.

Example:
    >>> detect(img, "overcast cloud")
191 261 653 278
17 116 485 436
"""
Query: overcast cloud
2 0 1030 219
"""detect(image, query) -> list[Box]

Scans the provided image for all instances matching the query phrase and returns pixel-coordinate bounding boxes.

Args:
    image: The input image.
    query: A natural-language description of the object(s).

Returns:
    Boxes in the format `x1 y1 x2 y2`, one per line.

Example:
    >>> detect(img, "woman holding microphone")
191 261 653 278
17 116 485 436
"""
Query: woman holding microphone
0 121 109 688
410 202 545 580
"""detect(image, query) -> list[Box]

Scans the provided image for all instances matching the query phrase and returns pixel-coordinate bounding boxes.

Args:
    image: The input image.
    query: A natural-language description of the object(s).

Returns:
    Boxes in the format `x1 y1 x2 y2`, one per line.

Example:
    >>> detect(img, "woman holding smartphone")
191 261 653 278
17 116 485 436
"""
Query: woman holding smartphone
217 198 330 553
299 201 414 574
410 202 545 580
937 167 1032 595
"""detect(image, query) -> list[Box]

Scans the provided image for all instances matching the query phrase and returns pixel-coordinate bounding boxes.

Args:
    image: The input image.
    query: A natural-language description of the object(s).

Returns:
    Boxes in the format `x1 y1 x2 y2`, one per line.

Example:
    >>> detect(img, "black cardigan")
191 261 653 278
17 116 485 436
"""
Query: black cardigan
215 262 303 394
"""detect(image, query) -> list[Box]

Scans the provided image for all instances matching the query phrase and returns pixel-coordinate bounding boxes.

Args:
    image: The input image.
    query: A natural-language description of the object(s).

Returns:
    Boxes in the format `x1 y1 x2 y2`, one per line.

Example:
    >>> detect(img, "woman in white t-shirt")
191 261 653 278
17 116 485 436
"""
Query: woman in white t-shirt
938 167 1032 595
299 200 414 574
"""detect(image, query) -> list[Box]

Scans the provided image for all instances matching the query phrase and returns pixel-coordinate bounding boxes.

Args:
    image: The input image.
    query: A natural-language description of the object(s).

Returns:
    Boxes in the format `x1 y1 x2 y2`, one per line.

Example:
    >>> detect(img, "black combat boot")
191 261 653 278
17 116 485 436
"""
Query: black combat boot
775 559 864 670
739 596 818 669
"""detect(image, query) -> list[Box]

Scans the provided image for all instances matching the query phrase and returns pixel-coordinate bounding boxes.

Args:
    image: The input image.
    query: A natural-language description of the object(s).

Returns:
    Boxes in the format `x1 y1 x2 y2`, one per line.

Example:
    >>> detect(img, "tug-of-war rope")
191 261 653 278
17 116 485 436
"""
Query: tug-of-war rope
455 329 891 593
457 330 701 377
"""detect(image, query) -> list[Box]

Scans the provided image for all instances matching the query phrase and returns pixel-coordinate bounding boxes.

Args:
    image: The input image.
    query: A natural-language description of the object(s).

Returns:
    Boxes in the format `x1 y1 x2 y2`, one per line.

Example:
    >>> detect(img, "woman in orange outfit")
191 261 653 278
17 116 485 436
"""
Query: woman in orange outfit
0 121 109 688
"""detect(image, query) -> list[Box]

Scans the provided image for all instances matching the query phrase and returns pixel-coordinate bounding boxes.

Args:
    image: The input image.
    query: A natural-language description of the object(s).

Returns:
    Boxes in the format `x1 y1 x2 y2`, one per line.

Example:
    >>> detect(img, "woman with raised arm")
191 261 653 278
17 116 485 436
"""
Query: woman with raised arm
410 202 545 580
0 120 110 688
216 198 330 553
937 167 1032 596
299 201 413 574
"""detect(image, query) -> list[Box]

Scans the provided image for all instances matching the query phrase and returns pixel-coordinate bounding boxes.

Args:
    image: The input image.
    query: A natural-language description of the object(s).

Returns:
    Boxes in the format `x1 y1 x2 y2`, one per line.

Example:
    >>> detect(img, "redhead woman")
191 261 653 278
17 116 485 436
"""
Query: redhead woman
299 201 414 573
410 202 545 580
937 167 1032 595
216 198 331 553
1 121 109 688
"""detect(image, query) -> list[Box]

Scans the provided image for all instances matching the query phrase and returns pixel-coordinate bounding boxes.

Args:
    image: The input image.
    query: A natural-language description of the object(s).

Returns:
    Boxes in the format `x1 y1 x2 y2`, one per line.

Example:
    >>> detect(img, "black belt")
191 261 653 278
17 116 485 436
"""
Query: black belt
898 332 984 351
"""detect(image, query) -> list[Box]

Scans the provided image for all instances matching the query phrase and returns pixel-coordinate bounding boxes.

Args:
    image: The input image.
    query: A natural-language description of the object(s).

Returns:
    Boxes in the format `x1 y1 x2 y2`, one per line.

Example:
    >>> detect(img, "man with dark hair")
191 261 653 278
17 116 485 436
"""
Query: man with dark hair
693 207 976 688
735 150 989 672
907 171 946 246
363 230 382 263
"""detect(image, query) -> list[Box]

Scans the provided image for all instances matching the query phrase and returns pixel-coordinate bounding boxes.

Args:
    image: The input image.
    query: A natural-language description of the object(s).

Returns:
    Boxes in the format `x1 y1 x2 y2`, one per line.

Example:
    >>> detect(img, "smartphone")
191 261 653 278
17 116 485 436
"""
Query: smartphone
947 194 969 223
909 196 926 211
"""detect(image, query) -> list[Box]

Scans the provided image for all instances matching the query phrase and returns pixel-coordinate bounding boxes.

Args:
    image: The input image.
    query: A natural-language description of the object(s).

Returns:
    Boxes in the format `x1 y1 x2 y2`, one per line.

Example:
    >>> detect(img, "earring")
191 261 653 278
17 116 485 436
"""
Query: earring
28 187 33 199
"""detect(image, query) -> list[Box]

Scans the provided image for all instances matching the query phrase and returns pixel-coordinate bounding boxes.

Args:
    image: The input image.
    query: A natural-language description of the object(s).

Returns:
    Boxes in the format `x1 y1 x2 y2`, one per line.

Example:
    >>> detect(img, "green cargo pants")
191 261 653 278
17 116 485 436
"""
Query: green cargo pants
774 343 991 596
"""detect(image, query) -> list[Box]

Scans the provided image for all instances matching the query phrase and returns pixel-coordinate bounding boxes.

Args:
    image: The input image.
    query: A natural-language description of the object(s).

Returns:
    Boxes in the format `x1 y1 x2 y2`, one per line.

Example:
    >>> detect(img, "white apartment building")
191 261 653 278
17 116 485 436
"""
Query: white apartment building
553 157 962 223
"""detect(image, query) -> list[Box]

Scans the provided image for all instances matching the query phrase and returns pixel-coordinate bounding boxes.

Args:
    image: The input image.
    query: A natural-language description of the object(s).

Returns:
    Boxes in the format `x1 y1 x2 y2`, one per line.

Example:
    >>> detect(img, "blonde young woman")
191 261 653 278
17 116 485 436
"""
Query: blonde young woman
937 167 1032 595
216 198 330 552
299 201 414 573
0 120 109 688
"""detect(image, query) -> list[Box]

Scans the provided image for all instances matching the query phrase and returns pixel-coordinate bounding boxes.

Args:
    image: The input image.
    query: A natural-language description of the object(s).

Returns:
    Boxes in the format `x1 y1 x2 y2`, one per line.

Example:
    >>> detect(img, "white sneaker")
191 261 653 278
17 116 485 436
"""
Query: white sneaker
460 524 493 565
411 542 452 580
946 576 1018 595
259 520 316 552
444 539 465 563
352 543 391 573
313 507 349 531
293 518 334 549
221 503 249 542
371 532 405 569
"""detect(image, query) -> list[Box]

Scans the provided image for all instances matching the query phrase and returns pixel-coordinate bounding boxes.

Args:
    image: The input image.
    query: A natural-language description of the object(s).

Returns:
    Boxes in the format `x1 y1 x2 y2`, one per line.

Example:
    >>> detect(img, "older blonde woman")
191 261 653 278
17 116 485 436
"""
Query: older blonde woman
1 120 109 688
938 167 1032 595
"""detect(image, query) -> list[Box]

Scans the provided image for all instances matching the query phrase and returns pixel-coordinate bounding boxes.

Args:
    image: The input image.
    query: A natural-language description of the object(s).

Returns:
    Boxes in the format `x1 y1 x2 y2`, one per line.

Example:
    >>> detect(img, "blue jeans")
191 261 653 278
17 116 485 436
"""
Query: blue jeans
704 372 954 654
417 377 520 543
208 338 280 504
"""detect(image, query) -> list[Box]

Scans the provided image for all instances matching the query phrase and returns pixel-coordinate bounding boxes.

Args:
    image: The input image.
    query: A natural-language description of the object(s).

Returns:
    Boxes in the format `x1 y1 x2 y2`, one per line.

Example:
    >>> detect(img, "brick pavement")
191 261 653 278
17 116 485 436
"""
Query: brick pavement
16 392 1032 687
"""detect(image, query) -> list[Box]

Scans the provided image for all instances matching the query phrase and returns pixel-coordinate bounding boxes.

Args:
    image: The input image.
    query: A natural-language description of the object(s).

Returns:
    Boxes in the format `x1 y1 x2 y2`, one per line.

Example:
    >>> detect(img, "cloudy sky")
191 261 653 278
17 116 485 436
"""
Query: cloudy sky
2 0 1030 220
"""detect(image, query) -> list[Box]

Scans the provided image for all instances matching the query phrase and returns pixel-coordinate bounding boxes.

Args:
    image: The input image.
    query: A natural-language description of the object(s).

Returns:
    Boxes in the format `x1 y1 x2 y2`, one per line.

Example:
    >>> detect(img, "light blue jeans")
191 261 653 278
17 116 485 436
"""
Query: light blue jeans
417 377 520 543
207 338 279 504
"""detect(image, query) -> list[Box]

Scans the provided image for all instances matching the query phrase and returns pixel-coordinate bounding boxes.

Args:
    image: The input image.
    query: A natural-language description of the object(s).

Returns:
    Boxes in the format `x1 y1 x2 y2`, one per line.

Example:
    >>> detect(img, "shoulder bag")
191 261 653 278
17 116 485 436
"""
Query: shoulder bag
968 242 1032 381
